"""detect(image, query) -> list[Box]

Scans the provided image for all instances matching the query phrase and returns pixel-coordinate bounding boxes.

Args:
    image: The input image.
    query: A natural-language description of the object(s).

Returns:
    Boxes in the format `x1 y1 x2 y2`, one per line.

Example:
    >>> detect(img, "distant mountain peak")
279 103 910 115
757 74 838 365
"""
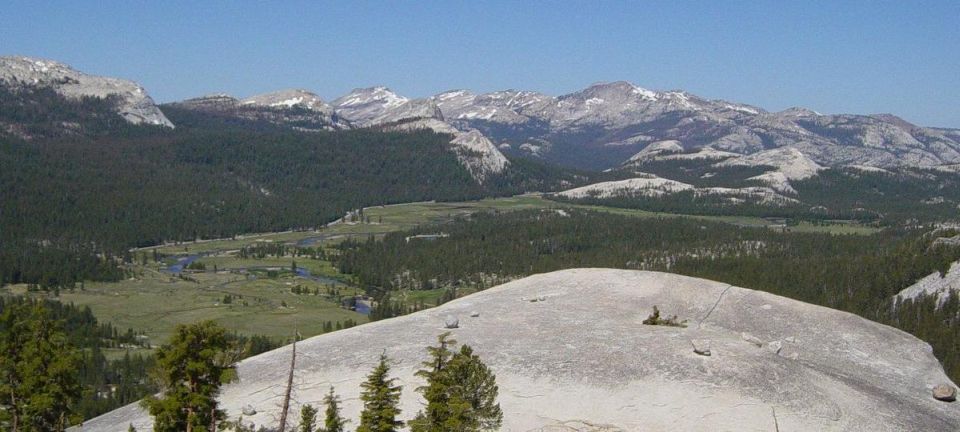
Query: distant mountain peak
577 80 658 101
422 81 959 171
0 55 173 128
334 86 408 109
241 89 332 114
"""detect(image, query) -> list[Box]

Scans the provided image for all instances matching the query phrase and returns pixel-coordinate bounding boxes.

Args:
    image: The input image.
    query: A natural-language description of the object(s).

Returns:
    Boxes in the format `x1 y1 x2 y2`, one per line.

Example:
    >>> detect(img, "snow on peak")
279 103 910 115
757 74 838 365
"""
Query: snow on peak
331 87 414 125
723 104 760 115
582 81 658 101
434 89 475 101
241 89 331 113
630 84 659 100
333 86 408 108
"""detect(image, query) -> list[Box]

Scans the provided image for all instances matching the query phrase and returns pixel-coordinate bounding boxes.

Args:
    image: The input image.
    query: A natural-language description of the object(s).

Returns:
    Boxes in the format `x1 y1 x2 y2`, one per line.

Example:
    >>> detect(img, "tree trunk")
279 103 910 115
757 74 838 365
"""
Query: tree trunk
11 393 19 432
278 335 297 432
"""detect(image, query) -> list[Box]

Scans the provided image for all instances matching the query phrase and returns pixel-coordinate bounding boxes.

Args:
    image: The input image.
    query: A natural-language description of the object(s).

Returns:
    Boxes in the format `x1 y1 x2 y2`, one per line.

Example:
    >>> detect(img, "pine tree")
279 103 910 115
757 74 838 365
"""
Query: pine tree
141 321 237 432
357 353 403 432
298 404 317 432
322 386 348 432
0 301 83 432
409 332 457 432
446 345 503 430
410 334 502 432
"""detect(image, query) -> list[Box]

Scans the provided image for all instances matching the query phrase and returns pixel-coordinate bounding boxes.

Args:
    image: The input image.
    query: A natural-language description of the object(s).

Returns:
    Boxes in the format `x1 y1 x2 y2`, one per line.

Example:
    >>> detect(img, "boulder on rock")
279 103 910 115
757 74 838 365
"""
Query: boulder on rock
933 384 957 402
444 315 459 329
241 404 256 416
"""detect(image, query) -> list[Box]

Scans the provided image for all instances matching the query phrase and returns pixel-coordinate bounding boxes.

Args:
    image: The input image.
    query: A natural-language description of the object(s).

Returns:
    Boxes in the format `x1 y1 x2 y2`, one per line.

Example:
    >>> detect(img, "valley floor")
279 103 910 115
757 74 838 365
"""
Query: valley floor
2 194 878 350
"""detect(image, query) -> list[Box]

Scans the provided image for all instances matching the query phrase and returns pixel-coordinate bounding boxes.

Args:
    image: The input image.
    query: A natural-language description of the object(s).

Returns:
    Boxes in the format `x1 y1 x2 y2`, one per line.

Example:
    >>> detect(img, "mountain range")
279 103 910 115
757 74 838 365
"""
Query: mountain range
3 55 959 178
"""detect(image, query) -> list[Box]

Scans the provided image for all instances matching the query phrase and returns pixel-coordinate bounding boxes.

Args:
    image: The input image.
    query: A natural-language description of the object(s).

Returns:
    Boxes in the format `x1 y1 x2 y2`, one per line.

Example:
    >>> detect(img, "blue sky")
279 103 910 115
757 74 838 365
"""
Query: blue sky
2 1 958 127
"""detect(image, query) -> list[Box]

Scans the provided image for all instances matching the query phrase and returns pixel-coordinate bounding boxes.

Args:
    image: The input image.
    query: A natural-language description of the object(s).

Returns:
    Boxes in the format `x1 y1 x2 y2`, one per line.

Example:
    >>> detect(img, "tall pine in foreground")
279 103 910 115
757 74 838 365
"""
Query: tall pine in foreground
357 353 403 432
0 301 83 432
446 345 503 430
322 386 348 432
410 332 502 432
141 321 237 432
298 404 317 432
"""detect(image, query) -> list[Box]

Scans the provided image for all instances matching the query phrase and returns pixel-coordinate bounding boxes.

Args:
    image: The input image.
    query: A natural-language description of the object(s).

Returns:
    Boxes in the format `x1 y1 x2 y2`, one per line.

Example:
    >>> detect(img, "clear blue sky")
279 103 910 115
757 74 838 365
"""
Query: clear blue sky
2 0 958 127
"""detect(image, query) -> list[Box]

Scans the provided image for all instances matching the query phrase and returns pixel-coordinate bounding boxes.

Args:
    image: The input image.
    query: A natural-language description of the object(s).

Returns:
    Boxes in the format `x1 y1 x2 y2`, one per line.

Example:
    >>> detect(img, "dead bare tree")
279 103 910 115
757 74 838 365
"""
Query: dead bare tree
277 330 299 432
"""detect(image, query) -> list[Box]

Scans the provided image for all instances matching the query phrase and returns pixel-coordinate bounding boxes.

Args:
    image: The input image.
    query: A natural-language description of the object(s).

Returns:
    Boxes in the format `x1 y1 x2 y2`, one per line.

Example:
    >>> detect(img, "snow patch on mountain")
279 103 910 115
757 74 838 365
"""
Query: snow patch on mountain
424 81 960 172
331 86 410 126
241 89 333 113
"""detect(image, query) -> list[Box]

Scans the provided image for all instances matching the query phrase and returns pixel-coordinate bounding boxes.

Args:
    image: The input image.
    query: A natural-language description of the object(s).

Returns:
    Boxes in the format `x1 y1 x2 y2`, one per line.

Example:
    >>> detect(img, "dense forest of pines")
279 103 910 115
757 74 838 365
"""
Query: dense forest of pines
0 296 284 422
0 87 586 289
334 209 960 381
0 296 154 420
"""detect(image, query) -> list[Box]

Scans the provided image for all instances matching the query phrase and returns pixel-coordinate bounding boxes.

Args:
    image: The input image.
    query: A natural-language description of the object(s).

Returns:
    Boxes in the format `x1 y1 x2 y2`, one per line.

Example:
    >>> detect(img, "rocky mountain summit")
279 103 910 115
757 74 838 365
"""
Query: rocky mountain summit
330 86 509 182
0 56 173 128
169 89 350 131
426 81 960 172
320 81 960 174
82 269 959 431
4 55 957 182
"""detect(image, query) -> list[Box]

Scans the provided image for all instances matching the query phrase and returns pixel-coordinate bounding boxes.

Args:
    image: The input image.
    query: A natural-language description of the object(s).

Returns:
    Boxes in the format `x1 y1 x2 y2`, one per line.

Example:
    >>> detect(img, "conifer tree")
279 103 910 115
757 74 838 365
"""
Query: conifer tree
322 386 348 432
298 404 317 432
410 333 502 432
446 345 503 430
357 353 403 432
0 301 83 432
141 321 237 432
409 332 457 432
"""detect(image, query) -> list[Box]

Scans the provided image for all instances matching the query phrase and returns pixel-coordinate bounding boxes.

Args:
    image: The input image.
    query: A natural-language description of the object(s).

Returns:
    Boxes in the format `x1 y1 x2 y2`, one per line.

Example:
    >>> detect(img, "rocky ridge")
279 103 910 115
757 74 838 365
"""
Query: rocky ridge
331 87 509 182
0 56 173 128
426 81 960 172
557 173 799 206
170 90 350 131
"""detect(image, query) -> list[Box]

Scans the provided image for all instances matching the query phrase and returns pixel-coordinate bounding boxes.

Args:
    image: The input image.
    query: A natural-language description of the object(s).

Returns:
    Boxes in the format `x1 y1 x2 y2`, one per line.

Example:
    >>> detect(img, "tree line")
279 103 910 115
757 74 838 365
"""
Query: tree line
0 86 589 290
75 320 501 432
0 297 290 426
334 209 960 381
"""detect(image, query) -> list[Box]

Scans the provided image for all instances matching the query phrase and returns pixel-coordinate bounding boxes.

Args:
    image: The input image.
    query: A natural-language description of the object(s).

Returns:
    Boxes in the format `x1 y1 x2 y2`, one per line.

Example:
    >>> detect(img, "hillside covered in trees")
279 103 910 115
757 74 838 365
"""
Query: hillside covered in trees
335 209 960 381
0 87 586 289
